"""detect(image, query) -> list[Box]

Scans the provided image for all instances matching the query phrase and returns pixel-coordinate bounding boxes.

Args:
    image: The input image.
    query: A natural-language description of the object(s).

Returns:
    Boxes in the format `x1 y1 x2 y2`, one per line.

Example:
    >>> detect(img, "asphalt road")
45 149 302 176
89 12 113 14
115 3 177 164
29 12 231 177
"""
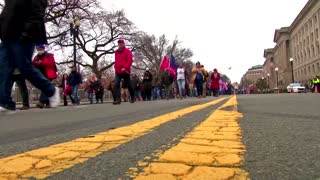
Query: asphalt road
239 93 320 180
0 94 319 180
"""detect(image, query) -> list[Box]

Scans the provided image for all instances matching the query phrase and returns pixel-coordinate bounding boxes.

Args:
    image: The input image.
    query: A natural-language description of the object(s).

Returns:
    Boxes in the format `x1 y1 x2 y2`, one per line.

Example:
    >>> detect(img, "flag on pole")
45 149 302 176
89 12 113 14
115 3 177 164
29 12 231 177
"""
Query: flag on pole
228 67 232 70
160 56 170 70
167 55 178 79
170 55 178 71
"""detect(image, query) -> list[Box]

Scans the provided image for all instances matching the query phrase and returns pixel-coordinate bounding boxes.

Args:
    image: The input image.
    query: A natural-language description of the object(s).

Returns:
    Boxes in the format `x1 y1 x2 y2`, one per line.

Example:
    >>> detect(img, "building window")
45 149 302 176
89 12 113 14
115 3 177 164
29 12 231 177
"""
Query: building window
312 64 315 72
316 29 319 39
312 45 315 57
306 24 308 32
317 42 320 54
295 72 298 77
304 68 307 75
311 33 314 42
308 66 311 74
318 62 320 71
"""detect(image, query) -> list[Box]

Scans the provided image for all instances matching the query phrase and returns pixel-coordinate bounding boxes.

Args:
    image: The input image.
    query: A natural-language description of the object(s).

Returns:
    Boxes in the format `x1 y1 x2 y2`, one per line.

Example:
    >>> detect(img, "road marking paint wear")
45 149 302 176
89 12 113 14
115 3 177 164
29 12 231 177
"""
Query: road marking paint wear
134 96 249 180
0 98 226 179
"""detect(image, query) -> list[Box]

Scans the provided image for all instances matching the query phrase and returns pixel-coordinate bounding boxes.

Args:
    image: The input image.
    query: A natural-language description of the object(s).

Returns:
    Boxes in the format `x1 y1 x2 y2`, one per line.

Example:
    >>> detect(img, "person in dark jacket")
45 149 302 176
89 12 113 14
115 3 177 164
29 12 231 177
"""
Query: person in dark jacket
0 0 60 112
93 78 104 104
68 66 82 105
131 74 141 101
161 69 174 100
143 69 153 101
113 39 135 105
32 44 57 108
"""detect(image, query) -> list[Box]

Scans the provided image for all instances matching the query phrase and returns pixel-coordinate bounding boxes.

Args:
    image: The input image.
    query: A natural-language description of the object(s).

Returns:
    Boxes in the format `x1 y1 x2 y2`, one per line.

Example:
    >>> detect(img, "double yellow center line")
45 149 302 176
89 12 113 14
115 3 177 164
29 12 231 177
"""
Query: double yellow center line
0 98 226 179
133 96 249 180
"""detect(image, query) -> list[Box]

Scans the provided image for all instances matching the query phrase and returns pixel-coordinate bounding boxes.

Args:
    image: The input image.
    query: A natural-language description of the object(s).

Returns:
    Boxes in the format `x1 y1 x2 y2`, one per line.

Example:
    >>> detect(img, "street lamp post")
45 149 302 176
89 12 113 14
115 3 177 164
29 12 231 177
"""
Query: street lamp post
68 18 81 68
289 58 294 83
267 73 270 90
261 77 265 92
275 67 279 89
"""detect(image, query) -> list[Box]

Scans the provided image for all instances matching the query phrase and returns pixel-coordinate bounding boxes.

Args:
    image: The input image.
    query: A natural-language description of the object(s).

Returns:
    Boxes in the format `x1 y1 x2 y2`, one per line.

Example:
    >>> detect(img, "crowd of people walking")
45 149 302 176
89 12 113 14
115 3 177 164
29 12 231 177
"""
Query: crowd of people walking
0 0 227 113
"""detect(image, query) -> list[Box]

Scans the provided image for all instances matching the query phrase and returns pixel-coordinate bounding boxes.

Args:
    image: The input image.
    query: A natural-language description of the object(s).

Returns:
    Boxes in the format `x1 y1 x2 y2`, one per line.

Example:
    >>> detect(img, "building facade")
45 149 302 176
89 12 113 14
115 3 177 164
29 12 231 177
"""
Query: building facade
263 49 276 89
290 0 320 84
263 0 320 88
241 65 263 89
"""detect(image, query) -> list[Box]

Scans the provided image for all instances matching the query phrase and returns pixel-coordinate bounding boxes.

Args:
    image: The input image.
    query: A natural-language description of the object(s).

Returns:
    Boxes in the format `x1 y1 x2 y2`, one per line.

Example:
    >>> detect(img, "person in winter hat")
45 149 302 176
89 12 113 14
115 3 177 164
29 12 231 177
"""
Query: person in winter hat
113 39 135 105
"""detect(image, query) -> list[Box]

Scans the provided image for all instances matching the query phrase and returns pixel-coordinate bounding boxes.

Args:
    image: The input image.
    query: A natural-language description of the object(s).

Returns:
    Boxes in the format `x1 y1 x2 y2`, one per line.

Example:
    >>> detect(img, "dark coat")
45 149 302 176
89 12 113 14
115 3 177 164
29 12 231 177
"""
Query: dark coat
93 80 104 94
143 71 153 90
161 71 174 86
0 0 48 44
131 77 141 90
68 71 82 86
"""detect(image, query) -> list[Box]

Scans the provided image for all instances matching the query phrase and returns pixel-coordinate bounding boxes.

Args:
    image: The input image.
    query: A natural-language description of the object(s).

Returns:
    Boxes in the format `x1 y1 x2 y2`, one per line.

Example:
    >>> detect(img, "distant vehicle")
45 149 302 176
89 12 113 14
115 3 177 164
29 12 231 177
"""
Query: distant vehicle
287 83 306 93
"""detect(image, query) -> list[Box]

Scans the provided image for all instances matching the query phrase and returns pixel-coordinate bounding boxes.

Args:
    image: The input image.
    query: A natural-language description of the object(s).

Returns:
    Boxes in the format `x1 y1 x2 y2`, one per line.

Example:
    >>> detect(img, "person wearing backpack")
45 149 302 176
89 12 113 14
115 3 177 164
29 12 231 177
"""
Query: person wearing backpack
32 44 58 108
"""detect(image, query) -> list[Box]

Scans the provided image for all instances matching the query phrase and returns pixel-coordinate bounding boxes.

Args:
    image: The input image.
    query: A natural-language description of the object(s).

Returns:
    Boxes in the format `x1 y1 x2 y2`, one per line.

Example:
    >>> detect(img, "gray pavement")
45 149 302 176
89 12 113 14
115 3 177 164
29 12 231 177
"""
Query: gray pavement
1 94 320 179
238 93 320 180
0 97 223 158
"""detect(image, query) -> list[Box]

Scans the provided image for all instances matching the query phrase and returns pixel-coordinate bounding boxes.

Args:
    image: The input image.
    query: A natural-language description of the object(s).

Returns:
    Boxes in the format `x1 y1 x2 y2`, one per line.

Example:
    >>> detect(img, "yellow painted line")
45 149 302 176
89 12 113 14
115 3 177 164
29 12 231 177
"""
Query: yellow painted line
134 96 250 180
0 98 227 180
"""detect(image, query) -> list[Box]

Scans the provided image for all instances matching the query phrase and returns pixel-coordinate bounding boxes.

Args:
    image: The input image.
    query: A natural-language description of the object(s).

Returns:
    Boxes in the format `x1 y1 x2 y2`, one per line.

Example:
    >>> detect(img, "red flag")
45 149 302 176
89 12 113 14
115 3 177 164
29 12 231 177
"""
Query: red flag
160 56 170 70
167 67 177 80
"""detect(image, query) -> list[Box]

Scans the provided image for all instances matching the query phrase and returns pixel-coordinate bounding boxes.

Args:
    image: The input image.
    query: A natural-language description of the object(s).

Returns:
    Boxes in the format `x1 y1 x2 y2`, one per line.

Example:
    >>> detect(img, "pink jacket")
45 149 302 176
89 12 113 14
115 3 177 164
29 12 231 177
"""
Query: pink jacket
114 47 133 74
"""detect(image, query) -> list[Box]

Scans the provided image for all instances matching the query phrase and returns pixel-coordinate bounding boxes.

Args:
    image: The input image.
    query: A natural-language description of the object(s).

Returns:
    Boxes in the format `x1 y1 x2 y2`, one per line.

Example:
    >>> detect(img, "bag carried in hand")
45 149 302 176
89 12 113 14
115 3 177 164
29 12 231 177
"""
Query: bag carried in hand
64 84 72 95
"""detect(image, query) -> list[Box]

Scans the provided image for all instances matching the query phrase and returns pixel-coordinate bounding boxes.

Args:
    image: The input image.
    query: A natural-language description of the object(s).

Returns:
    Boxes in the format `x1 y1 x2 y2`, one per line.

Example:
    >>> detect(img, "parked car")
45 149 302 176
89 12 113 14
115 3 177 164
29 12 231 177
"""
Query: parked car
287 83 306 93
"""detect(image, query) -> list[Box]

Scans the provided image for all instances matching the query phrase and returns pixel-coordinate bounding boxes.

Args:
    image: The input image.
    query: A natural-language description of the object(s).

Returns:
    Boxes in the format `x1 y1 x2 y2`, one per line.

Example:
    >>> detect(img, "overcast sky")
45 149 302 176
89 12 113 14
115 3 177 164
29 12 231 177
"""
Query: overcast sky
101 0 308 82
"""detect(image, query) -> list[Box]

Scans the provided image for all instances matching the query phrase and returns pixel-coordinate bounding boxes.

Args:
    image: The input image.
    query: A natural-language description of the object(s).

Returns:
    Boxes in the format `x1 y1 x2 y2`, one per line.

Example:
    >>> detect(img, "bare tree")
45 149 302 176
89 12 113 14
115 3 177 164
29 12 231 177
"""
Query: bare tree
0 0 101 41
54 10 138 79
133 33 194 85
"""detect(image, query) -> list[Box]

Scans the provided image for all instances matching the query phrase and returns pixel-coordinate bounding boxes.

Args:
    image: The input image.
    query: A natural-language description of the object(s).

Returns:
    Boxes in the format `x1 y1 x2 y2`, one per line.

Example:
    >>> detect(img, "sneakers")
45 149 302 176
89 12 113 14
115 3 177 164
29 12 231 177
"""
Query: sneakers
49 87 61 108
0 107 16 115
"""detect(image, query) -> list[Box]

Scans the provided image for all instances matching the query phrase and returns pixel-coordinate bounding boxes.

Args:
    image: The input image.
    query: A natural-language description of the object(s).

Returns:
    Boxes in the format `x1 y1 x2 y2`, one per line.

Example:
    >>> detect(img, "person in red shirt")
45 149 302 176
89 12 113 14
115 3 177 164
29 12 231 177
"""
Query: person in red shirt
32 45 58 108
210 68 221 97
113 39 135 105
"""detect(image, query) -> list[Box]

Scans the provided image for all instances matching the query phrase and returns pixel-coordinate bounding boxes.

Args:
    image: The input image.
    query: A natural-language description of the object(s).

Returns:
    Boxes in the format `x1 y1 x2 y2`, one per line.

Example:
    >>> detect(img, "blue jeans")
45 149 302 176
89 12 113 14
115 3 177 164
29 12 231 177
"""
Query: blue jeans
0 39 55 110
88 92 94 104
177 79 186 97
72 85 79 104
195 79 203 97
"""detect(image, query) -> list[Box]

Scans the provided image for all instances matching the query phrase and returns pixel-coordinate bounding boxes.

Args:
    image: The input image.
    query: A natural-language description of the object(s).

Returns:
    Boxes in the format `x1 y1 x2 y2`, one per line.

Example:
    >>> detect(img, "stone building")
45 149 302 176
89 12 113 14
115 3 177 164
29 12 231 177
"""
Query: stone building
263 0 320 88
241 65 263 89
263 49 276 89
290 0 320 84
